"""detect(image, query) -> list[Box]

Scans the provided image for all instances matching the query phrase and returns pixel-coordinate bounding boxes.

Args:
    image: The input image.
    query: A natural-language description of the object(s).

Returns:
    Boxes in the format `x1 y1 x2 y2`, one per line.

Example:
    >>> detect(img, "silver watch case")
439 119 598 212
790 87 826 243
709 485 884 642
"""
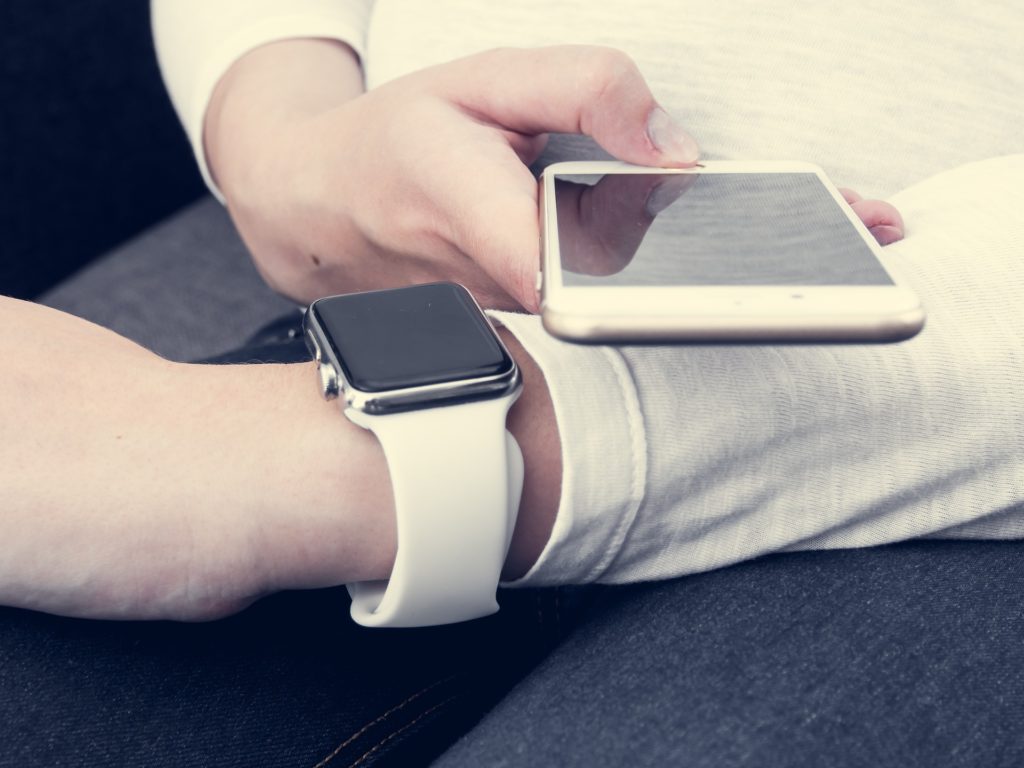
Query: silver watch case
303 292 521 416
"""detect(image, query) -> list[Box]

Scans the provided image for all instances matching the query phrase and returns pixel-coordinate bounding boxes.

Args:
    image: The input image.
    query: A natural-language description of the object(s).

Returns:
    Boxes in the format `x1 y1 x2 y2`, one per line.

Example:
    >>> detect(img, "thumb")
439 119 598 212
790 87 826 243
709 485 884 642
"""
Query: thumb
441 151 542 312
435 45 700 167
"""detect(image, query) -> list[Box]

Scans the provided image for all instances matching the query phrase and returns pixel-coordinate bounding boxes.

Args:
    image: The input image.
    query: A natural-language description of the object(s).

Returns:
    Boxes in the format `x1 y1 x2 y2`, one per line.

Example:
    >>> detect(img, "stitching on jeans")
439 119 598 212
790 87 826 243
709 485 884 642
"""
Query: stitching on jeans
345 695 459 768
554 591 561 635
536 593 544 626
312 676 455 768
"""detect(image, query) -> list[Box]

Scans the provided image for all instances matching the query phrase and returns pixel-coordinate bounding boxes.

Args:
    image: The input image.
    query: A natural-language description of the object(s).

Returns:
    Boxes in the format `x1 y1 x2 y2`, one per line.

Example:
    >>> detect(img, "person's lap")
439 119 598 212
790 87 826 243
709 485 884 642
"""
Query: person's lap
5 535 1022 766
438 541 1024 768
11 158 1024 766
0 580 563 766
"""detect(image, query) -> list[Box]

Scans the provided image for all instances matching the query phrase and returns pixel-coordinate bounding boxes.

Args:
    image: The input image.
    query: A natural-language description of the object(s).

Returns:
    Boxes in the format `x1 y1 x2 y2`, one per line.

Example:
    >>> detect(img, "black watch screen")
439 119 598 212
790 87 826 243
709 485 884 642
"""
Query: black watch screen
309 282 513 393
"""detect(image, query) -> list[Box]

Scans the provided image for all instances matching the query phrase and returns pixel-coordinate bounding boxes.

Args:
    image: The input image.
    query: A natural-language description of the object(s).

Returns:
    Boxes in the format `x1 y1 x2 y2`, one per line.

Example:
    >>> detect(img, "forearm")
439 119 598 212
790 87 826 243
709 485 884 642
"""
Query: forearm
0 299 386 619
0 299 559 618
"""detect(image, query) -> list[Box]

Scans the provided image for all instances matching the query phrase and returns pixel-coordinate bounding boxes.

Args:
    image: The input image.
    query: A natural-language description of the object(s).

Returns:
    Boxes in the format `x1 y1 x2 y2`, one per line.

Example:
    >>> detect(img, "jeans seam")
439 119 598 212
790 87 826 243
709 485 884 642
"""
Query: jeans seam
311 676 455 768
344 695 460 768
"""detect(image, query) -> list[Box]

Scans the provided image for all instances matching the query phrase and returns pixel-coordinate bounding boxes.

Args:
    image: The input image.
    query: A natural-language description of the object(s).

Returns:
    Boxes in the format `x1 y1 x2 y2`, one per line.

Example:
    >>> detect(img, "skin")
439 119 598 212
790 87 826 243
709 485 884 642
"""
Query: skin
0 296 556 619
205 40 902 308
205 42 704 310
0 40 903 621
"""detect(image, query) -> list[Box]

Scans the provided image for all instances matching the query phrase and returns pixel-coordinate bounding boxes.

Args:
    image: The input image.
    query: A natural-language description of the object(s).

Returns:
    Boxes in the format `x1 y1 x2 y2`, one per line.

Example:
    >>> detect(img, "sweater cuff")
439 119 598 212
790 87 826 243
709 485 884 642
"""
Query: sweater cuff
185 15 368 203
488 312 648 586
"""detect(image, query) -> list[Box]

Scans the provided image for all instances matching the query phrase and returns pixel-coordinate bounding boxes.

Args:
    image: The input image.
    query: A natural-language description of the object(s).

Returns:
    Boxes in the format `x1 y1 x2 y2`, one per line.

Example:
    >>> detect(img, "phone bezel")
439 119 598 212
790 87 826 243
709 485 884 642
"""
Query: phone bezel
539 160 925 343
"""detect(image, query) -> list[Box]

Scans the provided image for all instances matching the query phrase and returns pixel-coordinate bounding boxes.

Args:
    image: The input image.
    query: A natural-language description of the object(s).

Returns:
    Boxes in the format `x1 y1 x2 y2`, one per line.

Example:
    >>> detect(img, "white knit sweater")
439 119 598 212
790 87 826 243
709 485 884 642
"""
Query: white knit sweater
153 0 1024 585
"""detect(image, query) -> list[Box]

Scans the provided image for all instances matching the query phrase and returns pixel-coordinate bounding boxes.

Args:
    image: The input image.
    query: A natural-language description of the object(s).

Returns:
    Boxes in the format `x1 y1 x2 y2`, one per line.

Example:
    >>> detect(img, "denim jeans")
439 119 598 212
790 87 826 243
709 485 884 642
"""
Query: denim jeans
3 317 1023 767
437 542 1024 768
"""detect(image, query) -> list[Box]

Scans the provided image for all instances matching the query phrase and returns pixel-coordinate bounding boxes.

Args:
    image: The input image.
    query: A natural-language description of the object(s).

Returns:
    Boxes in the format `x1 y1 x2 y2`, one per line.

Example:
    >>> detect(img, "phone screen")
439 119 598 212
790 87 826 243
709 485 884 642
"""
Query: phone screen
553 172 893 287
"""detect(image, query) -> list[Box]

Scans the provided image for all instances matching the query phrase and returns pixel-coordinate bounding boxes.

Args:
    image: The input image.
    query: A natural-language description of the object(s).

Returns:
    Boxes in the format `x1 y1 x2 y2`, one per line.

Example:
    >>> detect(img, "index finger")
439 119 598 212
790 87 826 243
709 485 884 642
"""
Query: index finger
430 46 700 167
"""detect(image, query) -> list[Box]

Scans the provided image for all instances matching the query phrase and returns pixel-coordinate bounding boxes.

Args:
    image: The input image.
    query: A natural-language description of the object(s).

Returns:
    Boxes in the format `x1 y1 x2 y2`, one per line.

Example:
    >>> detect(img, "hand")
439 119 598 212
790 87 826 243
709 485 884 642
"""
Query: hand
839 188 905 245
208 43 702 311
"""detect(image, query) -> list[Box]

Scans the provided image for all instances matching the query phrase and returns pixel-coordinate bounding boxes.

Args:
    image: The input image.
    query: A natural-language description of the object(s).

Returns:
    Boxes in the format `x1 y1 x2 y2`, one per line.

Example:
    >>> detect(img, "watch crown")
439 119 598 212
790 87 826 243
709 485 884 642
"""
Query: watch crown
317 361 340 401
305 328 339 400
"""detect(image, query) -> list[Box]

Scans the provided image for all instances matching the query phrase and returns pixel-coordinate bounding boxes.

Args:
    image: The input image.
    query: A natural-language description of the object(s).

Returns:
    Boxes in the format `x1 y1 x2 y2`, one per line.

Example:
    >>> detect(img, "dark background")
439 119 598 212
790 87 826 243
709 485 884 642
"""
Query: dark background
0 0 205 299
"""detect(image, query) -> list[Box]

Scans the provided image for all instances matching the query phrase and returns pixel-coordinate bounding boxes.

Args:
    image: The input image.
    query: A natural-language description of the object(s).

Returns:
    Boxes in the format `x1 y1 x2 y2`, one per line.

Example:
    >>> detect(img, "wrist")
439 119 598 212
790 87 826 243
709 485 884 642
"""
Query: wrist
186 361 396 598
212 328 559 606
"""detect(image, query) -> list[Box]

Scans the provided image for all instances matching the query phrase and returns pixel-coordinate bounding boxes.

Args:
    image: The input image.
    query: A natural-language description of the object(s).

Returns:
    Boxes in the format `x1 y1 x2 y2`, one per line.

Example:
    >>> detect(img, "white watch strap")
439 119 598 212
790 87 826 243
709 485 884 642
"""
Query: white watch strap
344 395 523 627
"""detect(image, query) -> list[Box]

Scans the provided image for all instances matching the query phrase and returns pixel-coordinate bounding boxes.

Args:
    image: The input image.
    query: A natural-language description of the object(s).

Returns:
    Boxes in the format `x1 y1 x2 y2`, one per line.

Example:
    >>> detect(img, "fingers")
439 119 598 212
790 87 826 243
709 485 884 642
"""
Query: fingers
407 46 701 308
840 188 905 245
849 198 903 230
437 46 700 167
849 198 905 246
838 187 862 205
867 224 904 246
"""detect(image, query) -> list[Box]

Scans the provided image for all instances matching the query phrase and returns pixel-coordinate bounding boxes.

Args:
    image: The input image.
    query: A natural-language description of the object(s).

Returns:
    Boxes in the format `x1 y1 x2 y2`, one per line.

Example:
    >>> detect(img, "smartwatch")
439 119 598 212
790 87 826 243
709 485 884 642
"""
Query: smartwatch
303 282 524 628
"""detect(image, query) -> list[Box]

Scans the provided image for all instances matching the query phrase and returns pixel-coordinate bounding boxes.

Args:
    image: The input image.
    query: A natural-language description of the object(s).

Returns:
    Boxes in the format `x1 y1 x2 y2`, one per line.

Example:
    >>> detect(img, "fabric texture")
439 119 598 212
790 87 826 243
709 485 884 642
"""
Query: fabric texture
148 0 1024 585
0 580 562 768
499 154 1024 586
366 0 1022 201
437 541 1024 768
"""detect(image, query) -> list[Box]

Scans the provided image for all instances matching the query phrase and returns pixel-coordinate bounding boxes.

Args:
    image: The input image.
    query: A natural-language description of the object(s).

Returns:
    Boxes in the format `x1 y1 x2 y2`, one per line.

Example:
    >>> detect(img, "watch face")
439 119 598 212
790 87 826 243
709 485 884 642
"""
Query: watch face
310 283 514 393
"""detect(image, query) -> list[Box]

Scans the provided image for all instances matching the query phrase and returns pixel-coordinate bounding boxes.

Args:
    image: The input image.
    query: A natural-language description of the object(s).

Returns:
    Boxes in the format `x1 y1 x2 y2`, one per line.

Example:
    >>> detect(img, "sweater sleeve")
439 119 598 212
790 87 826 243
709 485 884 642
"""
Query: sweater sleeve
497 154 1024 587
151 0 373 201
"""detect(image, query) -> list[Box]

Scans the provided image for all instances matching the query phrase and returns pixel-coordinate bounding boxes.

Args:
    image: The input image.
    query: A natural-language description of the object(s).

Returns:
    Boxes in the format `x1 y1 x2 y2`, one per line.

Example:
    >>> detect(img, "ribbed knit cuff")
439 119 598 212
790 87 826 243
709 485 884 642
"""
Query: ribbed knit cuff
489 312 648 586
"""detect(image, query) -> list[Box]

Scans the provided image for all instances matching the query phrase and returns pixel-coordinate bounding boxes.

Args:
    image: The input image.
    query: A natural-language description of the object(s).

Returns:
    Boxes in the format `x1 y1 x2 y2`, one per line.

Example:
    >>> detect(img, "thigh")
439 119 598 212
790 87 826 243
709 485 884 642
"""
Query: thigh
436 541 1024 768
39 197 295 362
0 586 561 768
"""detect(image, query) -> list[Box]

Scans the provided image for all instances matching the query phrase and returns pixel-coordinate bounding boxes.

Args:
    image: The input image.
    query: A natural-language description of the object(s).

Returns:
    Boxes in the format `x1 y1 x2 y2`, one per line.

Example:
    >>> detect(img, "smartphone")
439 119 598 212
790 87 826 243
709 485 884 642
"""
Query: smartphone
538 161 925 343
